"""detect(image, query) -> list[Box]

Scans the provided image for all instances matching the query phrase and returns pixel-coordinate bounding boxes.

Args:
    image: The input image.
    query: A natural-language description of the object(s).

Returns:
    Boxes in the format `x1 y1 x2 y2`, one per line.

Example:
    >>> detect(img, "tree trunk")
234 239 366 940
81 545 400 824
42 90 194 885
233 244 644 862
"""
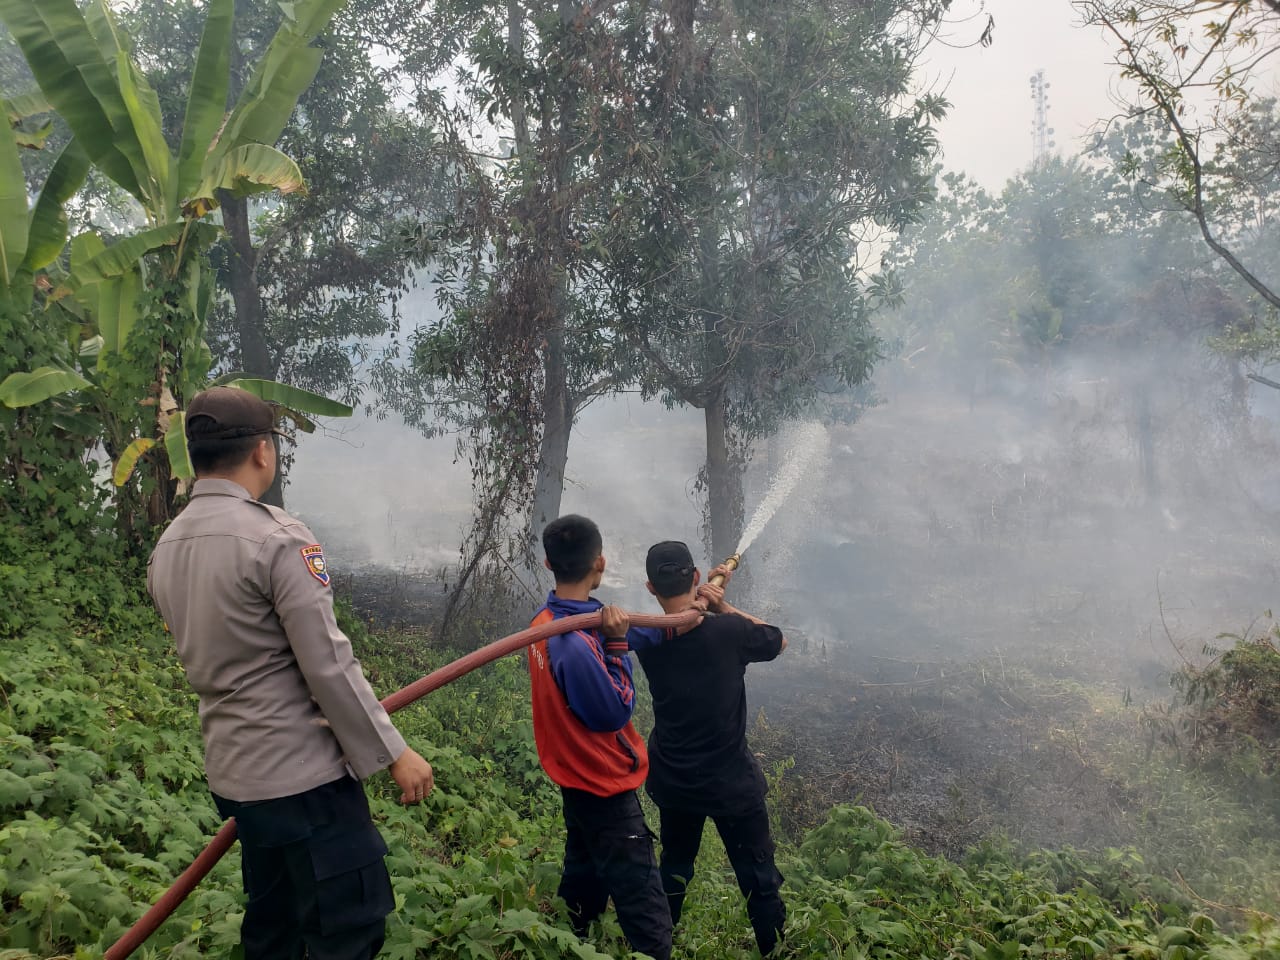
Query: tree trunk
530 323 572 545
524 0 581 555
220 192 285 506
1135 386 1157 502
221 195 274 380
698 223 740 561
704 385 741 562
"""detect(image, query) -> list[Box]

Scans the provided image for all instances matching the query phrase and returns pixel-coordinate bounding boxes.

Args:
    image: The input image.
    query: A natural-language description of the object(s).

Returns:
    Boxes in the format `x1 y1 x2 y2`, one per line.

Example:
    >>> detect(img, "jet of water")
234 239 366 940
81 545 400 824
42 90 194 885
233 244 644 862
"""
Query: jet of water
736 422 829 556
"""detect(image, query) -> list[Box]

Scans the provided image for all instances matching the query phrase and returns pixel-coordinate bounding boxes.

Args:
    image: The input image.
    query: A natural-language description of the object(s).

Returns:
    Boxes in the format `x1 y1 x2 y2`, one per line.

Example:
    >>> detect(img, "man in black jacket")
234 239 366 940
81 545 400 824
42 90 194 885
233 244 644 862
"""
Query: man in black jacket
634 541 787 956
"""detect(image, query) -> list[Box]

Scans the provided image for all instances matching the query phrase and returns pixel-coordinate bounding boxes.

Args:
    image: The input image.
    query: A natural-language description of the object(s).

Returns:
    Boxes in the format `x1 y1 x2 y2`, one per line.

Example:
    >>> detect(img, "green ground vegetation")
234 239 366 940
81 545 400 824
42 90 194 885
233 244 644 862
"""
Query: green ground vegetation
2 523 1278 959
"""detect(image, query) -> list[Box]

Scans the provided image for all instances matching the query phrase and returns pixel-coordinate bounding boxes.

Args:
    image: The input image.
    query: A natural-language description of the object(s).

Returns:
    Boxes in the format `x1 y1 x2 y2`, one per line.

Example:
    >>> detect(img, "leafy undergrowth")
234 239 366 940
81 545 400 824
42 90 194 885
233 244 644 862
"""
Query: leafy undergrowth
1145 627 1280 782
2 530 1278 958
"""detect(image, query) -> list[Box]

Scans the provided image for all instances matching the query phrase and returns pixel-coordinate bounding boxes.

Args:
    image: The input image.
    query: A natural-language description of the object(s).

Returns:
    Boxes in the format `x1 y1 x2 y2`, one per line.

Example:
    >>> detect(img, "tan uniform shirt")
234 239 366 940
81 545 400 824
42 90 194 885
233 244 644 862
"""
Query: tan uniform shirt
147 478 406 802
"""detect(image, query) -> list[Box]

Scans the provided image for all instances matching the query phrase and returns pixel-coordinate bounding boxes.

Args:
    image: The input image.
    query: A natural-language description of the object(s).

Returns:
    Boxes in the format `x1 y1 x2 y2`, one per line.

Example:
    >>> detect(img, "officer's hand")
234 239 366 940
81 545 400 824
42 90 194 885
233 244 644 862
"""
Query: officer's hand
696 582 727 613
600 604 630 638
390 747 434 804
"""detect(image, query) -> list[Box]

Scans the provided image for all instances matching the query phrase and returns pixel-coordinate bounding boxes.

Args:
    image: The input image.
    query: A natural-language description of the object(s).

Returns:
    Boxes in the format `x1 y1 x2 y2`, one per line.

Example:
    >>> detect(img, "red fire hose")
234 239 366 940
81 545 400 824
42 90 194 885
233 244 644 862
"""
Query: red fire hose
103 608 702 960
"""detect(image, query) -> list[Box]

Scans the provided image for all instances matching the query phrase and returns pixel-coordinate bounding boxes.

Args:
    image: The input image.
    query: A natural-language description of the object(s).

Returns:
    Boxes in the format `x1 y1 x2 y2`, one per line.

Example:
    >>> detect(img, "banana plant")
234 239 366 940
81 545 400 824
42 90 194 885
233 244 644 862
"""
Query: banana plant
0 93 95 434
114 377 354 490
0 94 90 304
0 0 351 523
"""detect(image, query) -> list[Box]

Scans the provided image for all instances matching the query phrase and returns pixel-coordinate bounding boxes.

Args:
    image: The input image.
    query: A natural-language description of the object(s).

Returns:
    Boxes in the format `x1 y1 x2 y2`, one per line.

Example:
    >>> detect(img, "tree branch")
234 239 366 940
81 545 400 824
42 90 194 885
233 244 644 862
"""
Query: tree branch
1246 372 1280 391
1097 8 1280 311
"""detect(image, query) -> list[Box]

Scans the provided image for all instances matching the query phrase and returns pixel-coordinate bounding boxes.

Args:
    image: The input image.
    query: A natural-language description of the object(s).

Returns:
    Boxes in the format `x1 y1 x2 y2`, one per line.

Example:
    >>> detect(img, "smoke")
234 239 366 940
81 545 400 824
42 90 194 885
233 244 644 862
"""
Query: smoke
289 331 1280 687
287 415 470 571
287 393 710 609
279 264 1280 871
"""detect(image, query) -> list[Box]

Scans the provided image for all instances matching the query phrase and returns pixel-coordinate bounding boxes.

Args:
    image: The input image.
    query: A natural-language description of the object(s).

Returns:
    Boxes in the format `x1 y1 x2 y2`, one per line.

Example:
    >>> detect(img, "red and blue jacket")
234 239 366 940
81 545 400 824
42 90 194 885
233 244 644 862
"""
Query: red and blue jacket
527 592 666 797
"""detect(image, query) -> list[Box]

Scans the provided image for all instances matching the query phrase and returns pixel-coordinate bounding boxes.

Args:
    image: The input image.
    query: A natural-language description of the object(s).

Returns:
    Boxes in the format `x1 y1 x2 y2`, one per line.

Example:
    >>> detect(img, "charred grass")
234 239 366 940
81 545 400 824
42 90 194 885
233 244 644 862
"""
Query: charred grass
745 645 1280 921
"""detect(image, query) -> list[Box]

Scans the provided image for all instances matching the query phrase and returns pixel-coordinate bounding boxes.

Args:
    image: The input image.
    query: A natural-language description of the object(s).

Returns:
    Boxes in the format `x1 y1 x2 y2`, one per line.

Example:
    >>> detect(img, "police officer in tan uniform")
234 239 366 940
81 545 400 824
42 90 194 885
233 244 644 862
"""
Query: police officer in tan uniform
148 386 434 959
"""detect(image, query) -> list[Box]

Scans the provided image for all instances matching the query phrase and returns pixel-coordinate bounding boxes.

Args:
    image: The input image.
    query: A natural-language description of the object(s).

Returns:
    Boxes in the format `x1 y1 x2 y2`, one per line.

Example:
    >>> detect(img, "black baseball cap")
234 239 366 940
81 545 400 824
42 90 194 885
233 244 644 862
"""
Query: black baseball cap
186 387 281 441
646 540 696 596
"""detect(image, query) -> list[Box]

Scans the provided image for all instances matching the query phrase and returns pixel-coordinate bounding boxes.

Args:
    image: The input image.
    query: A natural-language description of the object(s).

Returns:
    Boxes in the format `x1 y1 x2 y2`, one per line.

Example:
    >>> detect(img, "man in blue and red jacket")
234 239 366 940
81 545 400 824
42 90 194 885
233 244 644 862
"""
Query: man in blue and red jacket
528 514 686 960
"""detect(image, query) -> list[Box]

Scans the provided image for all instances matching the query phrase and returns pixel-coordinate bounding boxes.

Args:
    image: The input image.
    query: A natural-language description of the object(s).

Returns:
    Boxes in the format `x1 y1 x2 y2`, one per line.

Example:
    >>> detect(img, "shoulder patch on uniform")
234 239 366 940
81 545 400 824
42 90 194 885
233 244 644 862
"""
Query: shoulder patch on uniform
300 544 330 586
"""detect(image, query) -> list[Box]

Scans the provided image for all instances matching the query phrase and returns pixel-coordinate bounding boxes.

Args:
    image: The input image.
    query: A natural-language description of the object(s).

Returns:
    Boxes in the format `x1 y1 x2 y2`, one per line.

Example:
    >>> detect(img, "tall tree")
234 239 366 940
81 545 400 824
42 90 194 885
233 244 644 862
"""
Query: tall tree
416 0 983 595
412 0 655 606
607 0 952 558
1075 0 1280 309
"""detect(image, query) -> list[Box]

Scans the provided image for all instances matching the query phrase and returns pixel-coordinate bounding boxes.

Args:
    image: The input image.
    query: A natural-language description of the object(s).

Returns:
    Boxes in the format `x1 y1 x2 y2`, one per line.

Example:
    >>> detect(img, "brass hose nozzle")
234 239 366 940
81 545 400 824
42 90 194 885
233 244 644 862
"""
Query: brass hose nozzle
708 553 741 588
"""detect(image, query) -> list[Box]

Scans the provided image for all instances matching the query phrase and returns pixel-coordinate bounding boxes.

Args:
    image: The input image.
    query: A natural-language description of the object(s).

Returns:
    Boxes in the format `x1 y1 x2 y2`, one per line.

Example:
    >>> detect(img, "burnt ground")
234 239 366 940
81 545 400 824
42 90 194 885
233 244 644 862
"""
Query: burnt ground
723 390 1280 862
335 565 452 626
339 557 1280 915
746 648 1139 858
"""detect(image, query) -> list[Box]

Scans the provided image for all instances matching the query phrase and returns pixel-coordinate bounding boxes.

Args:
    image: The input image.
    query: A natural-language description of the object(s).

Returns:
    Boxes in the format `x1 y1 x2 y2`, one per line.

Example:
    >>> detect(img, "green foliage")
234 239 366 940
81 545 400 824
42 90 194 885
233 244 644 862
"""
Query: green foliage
115 0 450 425
0 522 220 955
3 537 1279 956
1074 1 1280 311
0 0 354 535
415 0 959 569
1147 625 1280 783
881 151 1238 393
1105 739 1280 917
0 291 104 542
0 366 92 408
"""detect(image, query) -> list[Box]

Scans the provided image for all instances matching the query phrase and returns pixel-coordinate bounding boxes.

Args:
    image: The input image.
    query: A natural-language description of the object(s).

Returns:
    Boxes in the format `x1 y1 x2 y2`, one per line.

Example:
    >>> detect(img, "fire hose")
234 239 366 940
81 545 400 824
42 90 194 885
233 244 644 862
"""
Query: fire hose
103 605 710 960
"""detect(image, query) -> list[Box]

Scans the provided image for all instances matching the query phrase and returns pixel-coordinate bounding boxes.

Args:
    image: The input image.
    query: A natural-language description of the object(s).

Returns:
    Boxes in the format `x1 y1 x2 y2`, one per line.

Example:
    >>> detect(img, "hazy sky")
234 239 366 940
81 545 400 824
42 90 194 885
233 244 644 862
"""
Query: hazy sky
920 0 1119 187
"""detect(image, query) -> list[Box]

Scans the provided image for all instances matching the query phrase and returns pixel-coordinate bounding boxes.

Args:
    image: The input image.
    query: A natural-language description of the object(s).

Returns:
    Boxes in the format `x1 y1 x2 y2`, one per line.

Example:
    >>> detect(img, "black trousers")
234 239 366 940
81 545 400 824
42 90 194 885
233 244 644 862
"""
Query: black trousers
213 775 394 960
657 802 786 955
558 787 672 960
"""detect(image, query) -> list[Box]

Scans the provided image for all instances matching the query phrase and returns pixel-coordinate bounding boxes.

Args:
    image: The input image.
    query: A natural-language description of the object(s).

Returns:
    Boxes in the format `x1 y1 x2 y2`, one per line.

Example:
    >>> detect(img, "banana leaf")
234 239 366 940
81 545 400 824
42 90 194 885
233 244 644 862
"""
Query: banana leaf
115 48 173 213
21 138 91 274
13 120 53 150
280 0 350 39
215 0 346 158
7 91 55 149
226 378 353 418
186 144 305 216
5 89 52 122
0 109 29 288
70 229 106 272
51 408 102 436
277 407 317 434
95 268 141 360
0 366 93 408
78 334 104 360
75 222 184 285
82 0 127 65
165 416 193 481
112 436 155 486
0 0 147 200
208 369 247 387
177 0 233 201
182 256 217 330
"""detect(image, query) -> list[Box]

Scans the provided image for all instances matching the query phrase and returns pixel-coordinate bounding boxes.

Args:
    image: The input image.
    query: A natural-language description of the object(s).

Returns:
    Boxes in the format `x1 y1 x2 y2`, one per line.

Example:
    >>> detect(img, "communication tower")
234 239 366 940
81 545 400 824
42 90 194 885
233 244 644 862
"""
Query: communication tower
1029 69 1055 166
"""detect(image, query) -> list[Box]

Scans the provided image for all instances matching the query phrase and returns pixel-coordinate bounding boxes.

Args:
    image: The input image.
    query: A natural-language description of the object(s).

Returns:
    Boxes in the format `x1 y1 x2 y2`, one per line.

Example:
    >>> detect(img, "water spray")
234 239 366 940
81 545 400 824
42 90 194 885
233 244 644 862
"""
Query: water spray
707 422 829 589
